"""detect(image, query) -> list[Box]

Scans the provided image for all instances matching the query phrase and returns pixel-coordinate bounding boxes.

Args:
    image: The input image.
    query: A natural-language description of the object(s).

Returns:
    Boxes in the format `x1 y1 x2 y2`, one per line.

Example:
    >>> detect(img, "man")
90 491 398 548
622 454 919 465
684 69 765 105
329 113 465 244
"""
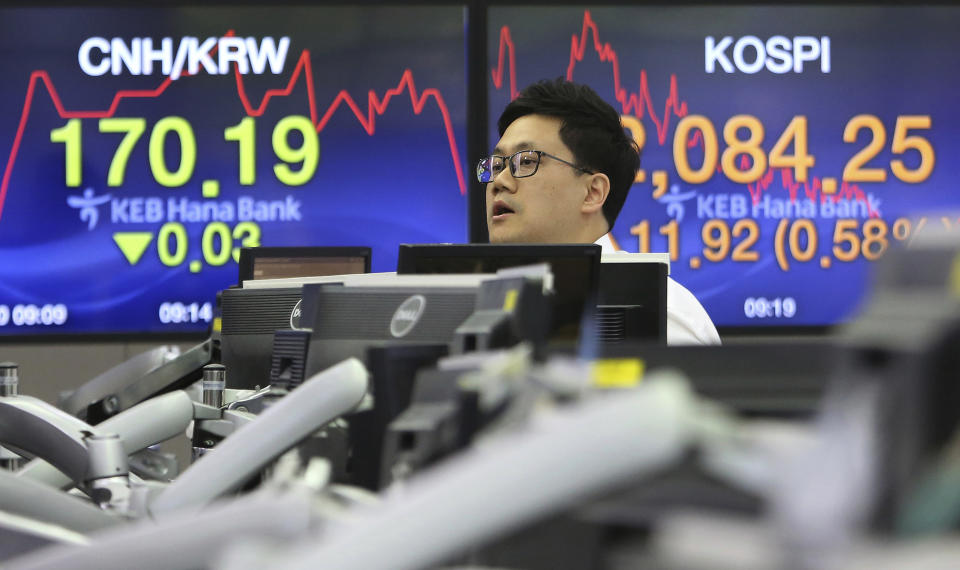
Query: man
478 79 720 345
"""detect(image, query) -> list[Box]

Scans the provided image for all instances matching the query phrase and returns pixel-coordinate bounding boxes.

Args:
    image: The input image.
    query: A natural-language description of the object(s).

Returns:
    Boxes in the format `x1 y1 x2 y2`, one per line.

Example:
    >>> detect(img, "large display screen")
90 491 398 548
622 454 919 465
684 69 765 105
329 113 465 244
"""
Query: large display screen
0 6 467 335
488 6 960 327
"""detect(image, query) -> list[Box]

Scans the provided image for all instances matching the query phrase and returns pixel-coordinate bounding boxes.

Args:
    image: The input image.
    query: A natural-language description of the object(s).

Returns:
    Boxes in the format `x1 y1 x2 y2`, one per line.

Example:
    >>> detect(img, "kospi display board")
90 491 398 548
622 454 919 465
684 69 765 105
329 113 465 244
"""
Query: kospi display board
488 6 960 327
0 6 467 335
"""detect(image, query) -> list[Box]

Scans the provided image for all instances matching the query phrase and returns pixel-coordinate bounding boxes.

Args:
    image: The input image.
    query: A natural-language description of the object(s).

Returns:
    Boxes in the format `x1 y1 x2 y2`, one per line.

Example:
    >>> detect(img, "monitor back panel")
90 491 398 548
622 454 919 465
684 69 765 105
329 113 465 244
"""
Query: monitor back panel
596 261 668 343
396 244 600 343
304 285 478 372
238 246 371 283
220 286 302 389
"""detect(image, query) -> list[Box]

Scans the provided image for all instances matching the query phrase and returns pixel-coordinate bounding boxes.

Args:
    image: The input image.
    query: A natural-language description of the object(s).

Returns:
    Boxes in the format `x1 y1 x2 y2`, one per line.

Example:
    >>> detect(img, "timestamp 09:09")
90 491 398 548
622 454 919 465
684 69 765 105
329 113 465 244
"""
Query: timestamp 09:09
0 304 68 327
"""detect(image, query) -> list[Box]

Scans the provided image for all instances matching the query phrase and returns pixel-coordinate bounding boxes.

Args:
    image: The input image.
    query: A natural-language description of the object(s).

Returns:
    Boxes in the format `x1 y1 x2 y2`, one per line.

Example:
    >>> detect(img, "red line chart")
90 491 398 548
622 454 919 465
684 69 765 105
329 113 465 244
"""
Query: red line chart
748 167 879 217
1 43 465 221
232 50 464 194
492 10 689 147
491 9 875 215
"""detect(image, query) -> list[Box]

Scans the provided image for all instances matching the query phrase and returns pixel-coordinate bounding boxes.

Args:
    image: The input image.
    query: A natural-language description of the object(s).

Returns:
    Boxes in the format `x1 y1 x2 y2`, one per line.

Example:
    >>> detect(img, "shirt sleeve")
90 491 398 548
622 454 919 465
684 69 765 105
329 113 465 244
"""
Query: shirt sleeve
666 277 721 346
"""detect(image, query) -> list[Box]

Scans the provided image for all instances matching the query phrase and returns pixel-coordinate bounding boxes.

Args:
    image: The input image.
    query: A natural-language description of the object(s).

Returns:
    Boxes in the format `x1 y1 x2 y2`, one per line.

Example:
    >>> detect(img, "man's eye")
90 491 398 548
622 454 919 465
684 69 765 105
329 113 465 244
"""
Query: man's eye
519 157 535 166
491 162 505 173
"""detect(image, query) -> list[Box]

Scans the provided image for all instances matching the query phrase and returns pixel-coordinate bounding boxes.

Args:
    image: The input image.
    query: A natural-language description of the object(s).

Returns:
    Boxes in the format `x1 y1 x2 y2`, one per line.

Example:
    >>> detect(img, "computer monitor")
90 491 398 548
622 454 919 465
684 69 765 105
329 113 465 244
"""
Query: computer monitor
347 343 450 490
297 270 551 375
600 341 835 417
237 247 371 283
396 244 600 345
594 253 669 344
221 250 371 390
254 270 547 491
0 5 466 338
223 269 548 389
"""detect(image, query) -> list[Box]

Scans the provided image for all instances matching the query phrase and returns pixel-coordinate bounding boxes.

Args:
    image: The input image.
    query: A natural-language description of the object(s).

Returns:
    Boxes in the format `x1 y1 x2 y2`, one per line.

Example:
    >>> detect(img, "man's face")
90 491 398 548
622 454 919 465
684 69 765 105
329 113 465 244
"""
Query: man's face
486 114 590 243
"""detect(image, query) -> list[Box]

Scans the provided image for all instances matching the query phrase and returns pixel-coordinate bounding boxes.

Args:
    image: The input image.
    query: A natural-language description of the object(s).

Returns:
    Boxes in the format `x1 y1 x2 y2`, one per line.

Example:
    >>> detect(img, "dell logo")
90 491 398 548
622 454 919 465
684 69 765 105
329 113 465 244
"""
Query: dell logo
289 299 302 329
705 36 831 74
390 295 426 338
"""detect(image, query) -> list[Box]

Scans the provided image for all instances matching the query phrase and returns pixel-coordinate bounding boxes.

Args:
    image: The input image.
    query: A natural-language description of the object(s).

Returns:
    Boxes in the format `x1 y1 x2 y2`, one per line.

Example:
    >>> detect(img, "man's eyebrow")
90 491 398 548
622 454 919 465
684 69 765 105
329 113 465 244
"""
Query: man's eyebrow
492 141 536 155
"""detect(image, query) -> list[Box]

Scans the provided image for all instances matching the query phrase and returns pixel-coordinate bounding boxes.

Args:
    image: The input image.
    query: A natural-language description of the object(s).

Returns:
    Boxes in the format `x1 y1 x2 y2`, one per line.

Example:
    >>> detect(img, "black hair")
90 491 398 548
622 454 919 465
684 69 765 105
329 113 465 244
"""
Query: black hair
497 78 640 230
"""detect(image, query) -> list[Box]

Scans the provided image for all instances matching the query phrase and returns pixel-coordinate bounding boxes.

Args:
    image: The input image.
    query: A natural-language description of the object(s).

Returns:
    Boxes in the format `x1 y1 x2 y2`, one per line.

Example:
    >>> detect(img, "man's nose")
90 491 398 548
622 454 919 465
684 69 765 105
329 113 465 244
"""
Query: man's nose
490 166 516 194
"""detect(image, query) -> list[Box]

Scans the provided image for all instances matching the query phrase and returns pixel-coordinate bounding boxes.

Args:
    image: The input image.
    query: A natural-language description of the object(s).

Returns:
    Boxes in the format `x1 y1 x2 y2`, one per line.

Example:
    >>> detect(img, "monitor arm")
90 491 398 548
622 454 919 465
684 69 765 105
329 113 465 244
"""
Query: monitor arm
0 470 121 534
148 357 368 516
58 345 181 418
0 395 131 510
17 390 195 490
3 487 319 570
0 395 100 485
59 340 215 424
244 371 697 570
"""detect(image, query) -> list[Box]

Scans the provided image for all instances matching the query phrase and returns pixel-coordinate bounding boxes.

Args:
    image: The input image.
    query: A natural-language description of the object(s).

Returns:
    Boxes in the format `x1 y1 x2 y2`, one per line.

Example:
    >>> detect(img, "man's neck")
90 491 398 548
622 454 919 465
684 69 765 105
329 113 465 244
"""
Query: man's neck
582 219 609 244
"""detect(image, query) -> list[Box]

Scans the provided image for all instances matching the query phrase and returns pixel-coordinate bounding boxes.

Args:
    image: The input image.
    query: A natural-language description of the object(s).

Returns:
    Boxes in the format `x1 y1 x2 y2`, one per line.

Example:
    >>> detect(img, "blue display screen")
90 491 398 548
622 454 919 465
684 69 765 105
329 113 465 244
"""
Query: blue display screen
0 7 467 335
488 6 960 327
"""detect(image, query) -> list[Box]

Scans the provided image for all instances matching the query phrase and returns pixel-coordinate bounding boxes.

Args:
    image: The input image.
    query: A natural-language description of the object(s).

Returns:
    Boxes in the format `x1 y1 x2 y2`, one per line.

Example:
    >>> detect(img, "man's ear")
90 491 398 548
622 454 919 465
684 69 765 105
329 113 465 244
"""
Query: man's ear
581 173 610 214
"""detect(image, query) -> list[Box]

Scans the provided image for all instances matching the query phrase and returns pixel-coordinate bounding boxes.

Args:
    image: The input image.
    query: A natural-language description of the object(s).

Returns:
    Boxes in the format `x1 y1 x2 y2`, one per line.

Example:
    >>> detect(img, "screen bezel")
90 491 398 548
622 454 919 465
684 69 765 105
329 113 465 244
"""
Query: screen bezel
237 246 372 284
2 2 884 340
396 242 602 343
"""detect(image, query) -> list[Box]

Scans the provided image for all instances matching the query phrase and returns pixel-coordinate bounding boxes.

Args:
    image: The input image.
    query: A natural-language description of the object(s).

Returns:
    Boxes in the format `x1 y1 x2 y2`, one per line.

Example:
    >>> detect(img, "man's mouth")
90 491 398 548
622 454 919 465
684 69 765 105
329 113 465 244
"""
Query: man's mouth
491 201 515 220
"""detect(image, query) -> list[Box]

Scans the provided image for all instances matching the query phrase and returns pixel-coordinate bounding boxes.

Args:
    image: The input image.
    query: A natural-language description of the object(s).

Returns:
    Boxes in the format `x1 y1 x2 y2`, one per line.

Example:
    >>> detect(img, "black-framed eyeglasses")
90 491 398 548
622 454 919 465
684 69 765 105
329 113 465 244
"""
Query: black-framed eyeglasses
476 150 594 183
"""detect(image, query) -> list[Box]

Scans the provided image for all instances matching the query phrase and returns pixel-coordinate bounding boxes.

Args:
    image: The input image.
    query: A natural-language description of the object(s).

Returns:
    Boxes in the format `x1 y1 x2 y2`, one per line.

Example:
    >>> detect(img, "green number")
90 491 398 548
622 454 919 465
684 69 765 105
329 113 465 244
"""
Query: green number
157 222 187 266
231 222 262 263
202 222 232 266
99 118 146 186
50 119 82 187
272 115 319 186
149 117 196 187
224 117 256 185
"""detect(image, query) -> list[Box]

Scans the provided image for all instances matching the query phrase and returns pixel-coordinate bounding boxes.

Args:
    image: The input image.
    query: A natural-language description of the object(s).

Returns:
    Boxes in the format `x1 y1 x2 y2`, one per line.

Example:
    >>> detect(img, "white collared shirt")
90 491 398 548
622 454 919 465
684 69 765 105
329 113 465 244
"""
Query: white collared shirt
596 234 721 346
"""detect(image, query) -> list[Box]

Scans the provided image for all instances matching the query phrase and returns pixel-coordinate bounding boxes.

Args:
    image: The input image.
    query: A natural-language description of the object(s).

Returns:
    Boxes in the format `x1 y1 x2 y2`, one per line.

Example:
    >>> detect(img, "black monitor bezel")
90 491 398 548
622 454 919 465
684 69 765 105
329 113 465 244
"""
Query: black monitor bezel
396 242 602 342
237 246 372 285
396 243 601 290
397 243 599 275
